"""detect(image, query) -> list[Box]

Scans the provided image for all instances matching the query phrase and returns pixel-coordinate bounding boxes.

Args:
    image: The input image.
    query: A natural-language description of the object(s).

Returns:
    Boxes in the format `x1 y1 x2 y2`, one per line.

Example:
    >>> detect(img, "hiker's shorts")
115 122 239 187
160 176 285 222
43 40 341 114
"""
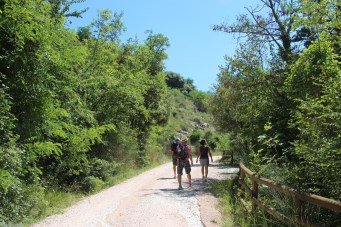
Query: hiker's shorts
200 158 209 167
177 160 191 175
172 155 178 166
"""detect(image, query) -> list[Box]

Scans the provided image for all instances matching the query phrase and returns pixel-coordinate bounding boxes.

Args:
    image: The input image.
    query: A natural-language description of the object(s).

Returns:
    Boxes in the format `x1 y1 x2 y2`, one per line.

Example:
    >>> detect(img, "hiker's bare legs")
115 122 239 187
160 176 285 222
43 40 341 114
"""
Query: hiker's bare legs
173 165 176 178
178 174 182 188
187 174 191 187
201 166 204 178
205 166 209 179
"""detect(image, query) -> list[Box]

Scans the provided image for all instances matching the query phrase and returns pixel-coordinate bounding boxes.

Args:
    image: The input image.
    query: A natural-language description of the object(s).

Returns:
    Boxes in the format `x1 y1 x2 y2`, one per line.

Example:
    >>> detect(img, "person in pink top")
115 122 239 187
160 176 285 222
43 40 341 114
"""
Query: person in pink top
177 137 193 190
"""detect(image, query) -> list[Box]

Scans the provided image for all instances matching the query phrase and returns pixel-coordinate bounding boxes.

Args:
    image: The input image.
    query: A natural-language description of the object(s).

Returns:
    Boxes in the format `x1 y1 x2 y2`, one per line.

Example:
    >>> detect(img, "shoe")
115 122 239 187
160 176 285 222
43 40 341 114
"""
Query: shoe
178 186 183 190
204 177 208 182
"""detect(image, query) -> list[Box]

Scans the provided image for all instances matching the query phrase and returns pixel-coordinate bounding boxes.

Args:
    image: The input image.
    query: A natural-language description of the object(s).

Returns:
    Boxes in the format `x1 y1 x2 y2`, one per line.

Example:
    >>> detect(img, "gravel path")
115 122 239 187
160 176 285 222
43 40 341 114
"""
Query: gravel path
33 156 239 227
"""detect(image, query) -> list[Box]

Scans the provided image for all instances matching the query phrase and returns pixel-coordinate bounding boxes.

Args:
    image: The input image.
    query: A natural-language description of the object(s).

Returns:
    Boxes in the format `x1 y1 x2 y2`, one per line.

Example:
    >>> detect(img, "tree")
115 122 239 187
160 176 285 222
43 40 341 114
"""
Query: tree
285 35 341 199
165 71 195 95
47 0 88 20
165 71 185 89
213 0 300 63
0 82 15 145
189 90 208 112
211 1 341 212
144 31 170 76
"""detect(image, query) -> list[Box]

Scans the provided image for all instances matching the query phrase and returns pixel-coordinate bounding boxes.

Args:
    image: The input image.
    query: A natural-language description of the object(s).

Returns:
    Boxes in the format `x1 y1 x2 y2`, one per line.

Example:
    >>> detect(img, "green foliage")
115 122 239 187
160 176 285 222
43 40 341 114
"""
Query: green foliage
215 134 230 153
211 1 340 224
165 71 195 95
48 0 88 19
0 0 171 223
165 71 185 90
91 10 125 42
88 158 118 181
211 179 275 227
203 131 220 150
82 176 104 193
0 146 45 223
189 129 202 145
189 90 209 112
285 36 341 199
0 83 15 145
166 88 198 132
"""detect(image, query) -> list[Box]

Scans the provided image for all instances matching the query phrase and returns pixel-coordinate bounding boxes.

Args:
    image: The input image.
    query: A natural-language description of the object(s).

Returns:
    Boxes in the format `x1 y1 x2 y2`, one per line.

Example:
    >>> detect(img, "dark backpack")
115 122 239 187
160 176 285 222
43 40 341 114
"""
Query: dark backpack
178 145 188 160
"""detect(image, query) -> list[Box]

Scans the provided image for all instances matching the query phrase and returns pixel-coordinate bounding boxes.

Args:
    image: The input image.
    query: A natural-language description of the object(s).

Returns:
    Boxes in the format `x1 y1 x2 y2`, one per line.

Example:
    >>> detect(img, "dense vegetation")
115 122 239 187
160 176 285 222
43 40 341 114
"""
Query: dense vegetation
1 0 339 226
0 0 218 224
211 0 340 225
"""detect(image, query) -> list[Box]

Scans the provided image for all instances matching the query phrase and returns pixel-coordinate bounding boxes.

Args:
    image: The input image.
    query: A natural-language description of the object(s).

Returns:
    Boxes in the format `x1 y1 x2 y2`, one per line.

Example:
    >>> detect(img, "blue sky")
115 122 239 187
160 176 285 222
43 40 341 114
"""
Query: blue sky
69 0 253 91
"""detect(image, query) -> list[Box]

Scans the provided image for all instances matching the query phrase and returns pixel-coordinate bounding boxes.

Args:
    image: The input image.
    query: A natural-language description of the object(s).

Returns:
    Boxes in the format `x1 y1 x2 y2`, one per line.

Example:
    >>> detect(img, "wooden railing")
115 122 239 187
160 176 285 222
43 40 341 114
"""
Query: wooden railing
238 162 341 226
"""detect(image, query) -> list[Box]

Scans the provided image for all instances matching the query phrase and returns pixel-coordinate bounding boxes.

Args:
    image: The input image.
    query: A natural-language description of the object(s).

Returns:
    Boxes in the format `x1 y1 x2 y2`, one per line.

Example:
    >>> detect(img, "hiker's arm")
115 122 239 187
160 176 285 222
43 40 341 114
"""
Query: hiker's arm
189 148 193 165
196 148 200 163
208 148 213 162
169 144 173 155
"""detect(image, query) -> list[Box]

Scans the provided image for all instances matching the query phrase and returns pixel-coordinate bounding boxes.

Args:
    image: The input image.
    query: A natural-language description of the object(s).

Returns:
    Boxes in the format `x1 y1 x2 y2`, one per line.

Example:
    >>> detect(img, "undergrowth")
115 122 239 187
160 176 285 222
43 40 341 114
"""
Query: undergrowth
22 155 169 226
210 178 283 227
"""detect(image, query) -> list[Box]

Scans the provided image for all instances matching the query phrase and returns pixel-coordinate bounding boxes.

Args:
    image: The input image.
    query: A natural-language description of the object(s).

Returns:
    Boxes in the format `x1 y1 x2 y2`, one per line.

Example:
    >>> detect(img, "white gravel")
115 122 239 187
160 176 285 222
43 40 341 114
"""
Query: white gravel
33 156 239 227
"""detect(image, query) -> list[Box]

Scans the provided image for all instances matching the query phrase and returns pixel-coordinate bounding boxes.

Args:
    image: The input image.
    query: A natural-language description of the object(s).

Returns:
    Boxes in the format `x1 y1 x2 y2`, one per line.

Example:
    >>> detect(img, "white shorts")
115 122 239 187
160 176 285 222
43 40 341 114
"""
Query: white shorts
200 158 209 167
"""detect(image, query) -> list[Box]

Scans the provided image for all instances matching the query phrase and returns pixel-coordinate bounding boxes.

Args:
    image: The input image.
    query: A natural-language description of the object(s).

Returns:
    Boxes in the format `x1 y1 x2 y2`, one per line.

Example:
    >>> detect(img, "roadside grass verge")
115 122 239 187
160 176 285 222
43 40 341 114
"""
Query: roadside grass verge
210 178 276 227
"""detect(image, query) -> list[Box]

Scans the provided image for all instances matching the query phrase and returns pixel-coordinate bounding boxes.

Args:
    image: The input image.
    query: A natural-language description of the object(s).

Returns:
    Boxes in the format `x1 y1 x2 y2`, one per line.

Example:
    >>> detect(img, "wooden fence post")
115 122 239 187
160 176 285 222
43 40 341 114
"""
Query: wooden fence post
293 196 303 226
239 169 245 198
252 179 259 212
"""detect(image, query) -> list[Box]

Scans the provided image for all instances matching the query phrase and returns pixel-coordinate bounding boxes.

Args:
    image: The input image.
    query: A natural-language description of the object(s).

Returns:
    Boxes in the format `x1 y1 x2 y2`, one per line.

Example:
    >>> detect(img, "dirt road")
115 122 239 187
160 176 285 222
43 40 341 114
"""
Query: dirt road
33 156 239 227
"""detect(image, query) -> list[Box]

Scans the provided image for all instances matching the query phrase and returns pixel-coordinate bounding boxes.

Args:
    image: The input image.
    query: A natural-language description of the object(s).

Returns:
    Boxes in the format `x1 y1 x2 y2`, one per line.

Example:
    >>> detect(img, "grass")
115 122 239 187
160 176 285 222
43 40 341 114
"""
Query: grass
20 190 84 227
210 179 235 227
210 179 275 227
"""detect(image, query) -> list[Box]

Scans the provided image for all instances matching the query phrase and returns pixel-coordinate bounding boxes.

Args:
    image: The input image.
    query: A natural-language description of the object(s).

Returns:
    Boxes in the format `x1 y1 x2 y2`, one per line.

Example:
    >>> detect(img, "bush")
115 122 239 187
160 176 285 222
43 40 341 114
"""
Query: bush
189 129 202 145
82 176 104 193
0 146 46 224
89 158 118 181
208 135 220 150
0 178 45 224
204 131 220 150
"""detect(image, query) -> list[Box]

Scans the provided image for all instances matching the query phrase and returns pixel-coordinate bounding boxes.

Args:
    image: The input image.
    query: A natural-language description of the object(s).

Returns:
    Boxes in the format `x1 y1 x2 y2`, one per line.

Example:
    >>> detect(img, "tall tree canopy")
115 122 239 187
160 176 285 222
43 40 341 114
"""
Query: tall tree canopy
210 0 340 210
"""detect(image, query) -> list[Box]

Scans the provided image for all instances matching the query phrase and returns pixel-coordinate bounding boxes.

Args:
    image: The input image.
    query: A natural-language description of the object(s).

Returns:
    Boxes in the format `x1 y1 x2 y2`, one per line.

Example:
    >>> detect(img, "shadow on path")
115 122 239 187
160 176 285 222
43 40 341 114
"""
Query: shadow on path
157 177 175 180
144 161 239 199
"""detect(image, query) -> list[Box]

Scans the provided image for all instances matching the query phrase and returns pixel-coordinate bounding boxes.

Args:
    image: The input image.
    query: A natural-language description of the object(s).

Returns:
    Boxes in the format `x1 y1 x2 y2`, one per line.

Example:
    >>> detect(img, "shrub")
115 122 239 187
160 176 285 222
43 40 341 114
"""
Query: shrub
0 146 46 224
89 158 118 181
82 176 104 193
189 129 202 145
0 176 45 224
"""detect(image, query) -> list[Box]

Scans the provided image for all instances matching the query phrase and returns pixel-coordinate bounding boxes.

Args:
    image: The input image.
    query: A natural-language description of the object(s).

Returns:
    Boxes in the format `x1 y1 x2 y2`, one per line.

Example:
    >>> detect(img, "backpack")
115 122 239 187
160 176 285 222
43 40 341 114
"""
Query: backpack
178 145 188 160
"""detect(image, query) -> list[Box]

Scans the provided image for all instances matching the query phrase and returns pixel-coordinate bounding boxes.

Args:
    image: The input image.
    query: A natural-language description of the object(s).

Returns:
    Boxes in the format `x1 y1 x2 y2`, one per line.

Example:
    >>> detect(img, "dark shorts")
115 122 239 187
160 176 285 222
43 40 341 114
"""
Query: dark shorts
172 155 178 166
177 160 191 175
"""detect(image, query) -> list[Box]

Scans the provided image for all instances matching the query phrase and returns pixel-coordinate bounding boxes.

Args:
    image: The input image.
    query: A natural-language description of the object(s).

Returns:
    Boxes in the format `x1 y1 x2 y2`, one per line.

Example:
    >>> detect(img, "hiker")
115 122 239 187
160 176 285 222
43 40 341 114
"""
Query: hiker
196 139 213 182
170 138 180 178
177 137 193 190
